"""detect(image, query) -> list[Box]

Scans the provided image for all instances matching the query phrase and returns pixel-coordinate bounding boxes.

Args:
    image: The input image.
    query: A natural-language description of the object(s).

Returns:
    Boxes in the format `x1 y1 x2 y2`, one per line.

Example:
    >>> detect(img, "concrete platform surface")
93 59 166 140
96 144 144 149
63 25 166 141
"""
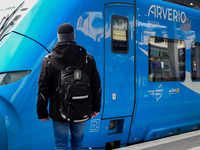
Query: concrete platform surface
117 130 200 150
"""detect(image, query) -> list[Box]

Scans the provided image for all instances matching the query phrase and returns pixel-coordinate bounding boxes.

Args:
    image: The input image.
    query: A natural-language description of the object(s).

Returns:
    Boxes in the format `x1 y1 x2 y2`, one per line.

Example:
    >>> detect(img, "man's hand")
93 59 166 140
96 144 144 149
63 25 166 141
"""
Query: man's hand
91 111 99 118
40 117 50 122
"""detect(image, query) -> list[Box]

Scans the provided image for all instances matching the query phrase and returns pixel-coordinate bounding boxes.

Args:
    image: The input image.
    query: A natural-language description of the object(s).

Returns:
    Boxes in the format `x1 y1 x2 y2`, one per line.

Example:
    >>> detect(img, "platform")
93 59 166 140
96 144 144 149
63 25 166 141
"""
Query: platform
118 130 200 150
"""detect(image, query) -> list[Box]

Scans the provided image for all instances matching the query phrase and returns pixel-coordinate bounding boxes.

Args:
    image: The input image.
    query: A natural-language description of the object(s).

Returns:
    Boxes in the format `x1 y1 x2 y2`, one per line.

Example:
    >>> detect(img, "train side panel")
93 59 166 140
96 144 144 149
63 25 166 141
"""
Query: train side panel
129 0 200 143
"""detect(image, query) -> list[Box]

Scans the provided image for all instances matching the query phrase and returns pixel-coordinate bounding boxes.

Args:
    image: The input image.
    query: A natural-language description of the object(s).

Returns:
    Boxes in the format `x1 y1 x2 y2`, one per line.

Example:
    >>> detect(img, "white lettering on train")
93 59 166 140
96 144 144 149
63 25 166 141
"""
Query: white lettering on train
148 5 186 23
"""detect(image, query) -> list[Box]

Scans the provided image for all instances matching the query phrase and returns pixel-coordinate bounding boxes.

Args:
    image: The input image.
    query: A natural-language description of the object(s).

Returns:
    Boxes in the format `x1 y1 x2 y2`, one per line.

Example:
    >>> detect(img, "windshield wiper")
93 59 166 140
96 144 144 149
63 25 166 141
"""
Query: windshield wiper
0 16 8 27
0 1 25 39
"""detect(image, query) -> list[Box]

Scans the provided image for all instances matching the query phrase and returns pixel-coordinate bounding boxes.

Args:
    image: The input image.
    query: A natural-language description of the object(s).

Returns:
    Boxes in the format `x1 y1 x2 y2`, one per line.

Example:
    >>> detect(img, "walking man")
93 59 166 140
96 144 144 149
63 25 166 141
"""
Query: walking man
37 23 101 150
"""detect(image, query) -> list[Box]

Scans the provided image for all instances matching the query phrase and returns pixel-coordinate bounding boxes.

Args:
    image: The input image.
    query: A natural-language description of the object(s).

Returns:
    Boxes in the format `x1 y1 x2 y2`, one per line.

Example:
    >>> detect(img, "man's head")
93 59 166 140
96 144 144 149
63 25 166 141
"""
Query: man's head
57 23 75 42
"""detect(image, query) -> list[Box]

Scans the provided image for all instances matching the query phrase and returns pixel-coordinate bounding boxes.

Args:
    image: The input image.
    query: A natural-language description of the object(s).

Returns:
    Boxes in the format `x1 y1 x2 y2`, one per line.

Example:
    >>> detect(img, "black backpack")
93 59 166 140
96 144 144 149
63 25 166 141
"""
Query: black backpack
46 46 91 122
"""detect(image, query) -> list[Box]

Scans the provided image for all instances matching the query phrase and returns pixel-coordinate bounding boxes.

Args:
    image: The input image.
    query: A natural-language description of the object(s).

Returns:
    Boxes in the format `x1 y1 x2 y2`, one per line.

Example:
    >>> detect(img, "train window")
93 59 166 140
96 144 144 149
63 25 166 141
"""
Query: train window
163 0 200 10
191 42 200 81
149 37 185 82
111 16 129 53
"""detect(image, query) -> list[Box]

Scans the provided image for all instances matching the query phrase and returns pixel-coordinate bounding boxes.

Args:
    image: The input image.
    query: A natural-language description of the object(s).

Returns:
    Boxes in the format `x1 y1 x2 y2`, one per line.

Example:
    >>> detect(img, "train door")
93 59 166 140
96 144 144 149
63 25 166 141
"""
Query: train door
103 4 135 119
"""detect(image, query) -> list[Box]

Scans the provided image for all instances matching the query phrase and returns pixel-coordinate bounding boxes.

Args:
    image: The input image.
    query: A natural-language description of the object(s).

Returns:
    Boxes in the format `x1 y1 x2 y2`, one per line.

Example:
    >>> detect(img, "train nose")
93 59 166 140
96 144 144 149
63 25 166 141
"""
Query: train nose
0 95 23 150
0 114 7 150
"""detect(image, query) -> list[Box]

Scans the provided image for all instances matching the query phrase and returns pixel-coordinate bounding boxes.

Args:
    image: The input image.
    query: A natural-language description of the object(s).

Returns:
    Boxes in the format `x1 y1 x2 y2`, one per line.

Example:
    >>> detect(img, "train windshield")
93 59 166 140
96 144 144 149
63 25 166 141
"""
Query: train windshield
0 0 38 40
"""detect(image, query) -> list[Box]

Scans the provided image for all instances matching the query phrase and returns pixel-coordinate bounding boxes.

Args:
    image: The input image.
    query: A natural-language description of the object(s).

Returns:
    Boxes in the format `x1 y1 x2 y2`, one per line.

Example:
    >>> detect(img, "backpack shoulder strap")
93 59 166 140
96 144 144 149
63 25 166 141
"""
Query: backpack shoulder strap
45 54 64 71
75 46 87 69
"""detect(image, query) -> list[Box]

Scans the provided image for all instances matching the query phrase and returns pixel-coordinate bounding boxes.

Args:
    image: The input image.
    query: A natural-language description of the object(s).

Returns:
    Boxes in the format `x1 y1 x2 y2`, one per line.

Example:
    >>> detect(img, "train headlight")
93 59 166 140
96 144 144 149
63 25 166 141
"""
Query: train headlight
0 71 31 86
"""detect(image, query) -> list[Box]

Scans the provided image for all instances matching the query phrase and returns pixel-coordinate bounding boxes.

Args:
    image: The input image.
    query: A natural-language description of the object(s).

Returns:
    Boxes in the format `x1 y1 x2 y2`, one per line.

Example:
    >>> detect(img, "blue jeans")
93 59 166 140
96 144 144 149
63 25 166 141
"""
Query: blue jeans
52 120 86 150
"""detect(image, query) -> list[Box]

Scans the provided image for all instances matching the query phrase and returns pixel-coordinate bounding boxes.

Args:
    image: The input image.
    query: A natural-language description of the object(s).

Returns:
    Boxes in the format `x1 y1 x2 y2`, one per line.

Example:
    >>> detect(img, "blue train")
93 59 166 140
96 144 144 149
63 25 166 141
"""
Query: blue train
1 0 200 149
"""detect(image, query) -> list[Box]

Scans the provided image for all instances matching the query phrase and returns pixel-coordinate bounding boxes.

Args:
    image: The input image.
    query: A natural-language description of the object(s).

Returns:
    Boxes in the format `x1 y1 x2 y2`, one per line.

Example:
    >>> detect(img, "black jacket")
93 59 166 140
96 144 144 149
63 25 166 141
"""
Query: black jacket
37 41 101 122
